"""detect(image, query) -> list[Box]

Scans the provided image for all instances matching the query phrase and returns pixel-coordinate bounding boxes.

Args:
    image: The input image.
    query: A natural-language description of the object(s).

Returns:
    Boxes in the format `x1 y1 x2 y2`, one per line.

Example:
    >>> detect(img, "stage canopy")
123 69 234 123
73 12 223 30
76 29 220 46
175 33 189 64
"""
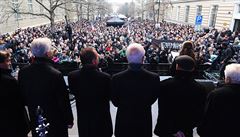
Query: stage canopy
118 14 127 19
106 17 125 27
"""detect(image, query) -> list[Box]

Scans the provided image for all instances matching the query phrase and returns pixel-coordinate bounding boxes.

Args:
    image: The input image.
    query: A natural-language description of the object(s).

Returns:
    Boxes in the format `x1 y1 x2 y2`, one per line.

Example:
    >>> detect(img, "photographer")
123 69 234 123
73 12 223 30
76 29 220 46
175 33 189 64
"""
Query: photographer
219 42 234 79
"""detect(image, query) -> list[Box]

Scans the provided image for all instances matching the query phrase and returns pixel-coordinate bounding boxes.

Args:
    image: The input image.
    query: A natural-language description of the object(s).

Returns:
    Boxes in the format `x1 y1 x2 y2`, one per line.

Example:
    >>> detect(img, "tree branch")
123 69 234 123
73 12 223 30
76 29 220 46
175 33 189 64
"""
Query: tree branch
35 0 51 13
12 8 51 20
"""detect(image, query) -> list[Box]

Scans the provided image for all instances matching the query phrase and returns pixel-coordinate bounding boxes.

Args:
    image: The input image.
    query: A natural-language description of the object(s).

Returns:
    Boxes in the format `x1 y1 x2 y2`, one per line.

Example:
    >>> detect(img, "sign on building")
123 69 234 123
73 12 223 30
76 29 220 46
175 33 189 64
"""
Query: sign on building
195 15 203 31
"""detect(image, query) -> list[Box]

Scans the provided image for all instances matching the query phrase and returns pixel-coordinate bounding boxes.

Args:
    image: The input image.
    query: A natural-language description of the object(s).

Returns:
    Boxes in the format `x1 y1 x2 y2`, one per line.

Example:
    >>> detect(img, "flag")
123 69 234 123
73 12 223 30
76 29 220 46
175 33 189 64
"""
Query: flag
91 22 95 31
127 24 130 34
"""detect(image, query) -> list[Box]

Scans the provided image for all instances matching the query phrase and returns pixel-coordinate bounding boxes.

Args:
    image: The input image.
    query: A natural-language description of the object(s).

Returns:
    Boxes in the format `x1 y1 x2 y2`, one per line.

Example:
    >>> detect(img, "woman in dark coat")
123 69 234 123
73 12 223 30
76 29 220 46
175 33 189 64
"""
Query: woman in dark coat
170 41 196 76
0 51 29 137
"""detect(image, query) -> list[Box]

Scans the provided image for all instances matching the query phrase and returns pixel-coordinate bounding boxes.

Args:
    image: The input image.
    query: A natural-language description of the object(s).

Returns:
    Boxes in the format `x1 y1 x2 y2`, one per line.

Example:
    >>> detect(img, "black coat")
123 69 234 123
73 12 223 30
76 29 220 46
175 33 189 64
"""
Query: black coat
18 58 73 137
154 72 207 137
68 66 113 137
197 84 240 137
0 68 29 137
111 64 159 137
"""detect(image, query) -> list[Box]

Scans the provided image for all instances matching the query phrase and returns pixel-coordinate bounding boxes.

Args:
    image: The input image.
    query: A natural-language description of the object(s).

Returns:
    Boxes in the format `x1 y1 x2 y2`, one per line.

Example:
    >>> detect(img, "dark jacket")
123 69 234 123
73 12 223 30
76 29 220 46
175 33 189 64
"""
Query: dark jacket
197 84 240 137
18 58 73 137
154 71 207 137
111 64 159 137
68 65 113 137
0 68 29 137
220 47 233 64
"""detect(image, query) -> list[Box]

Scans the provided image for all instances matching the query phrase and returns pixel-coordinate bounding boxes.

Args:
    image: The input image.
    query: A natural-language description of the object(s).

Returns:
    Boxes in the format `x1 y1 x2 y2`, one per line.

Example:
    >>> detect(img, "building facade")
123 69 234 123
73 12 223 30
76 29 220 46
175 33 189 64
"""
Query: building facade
163 0 236 30
230 0 240 31
0 0 70 34
0 0 111 34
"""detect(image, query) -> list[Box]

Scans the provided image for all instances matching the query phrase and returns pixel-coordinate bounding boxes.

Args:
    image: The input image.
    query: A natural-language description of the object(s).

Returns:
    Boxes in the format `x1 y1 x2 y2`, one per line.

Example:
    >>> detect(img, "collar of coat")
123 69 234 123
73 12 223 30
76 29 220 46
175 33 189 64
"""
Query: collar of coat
174 70 194 80
33 57 54 65
81 64 98 71
0 68 12 75
128 63 143 71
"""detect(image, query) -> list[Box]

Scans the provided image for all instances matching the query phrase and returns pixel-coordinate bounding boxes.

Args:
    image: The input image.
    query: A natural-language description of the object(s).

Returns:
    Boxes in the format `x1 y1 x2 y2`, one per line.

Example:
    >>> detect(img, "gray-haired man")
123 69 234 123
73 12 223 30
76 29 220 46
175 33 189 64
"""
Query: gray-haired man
111 43 160 137
198 64 240 137
18 38 73 137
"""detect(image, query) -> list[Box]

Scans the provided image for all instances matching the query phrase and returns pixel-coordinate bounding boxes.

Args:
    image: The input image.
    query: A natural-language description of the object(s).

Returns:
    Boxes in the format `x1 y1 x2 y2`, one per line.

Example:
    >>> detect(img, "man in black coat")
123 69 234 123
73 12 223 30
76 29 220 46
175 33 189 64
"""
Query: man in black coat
197 64 240 137
111 43 159 137
154 55 207 137
18 38 73 137
0 50 29 137
68 47 113 137
219 42 234 79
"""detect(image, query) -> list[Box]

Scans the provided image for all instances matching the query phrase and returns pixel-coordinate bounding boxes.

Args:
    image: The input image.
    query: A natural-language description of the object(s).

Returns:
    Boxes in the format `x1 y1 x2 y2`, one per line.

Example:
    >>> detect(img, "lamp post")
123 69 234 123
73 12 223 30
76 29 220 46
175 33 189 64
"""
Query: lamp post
157 0 160 23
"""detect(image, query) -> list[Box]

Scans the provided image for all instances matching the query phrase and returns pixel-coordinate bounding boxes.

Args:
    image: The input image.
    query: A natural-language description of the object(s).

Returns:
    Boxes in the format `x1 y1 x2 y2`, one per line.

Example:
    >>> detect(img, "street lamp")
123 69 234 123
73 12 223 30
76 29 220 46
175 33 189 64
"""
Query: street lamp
157 0 160 23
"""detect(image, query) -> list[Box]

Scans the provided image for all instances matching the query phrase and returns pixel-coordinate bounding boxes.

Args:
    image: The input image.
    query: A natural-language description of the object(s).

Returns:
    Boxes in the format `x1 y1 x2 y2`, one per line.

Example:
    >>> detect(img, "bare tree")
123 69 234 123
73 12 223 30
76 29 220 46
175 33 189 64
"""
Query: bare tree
145 0 156 22
75 0 111 21
117 3 129 17
9 0 84 30
96 1 112 19
157 0 160 23
0 0 12 24
139 0 156 22
136 0 171 23
135 0 146 20
0 6 11 24
158 0 172 22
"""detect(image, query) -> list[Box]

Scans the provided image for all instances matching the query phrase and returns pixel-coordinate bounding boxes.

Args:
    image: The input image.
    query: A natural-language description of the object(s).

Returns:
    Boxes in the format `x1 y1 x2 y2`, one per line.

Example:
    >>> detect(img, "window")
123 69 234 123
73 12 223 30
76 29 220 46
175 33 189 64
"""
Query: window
12 0 21 20
177 6 180 21
196 5 202 16
28 0 33 18
209 5 218 27
185 6 190 22
238 4 240 13
39 0 43 13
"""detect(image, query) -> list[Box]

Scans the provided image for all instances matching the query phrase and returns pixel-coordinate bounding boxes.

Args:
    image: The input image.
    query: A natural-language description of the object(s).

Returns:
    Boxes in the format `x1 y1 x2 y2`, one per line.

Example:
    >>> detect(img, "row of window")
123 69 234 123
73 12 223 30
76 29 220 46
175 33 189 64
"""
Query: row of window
11 0 43 20
175 5 218 27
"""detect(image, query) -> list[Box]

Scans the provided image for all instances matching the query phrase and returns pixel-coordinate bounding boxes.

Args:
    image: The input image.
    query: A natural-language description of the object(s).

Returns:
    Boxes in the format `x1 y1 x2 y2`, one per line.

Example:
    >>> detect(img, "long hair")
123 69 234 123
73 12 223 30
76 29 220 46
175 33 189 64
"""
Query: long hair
179 41 195 60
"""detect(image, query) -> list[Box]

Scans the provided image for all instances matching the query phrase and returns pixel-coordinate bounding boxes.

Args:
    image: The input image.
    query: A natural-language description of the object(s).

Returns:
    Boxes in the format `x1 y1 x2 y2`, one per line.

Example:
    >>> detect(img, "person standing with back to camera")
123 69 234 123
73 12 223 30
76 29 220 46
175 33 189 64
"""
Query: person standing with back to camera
0 50 29 137
68 47 113 137
111 43 159 137
18 38 73 137
154 55 207 137
197 64 240 137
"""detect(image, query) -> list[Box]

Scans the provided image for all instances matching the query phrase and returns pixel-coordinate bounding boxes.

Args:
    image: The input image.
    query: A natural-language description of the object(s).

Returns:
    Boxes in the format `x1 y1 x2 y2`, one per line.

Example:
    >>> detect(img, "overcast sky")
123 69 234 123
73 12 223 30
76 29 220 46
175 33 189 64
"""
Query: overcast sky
107 0 135 4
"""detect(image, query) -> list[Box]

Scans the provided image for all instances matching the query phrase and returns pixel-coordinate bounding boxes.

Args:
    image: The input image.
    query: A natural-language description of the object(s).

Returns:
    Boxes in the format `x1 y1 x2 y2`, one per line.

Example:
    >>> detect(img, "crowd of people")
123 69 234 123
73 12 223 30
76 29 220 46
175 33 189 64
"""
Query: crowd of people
1 17 240 137
1 38 240 137
0 19 240 72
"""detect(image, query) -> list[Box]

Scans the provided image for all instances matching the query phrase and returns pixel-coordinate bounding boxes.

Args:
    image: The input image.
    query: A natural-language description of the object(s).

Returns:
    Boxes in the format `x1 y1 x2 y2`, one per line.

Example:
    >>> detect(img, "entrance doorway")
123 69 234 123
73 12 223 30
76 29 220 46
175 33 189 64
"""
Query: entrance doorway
234 19 240 32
